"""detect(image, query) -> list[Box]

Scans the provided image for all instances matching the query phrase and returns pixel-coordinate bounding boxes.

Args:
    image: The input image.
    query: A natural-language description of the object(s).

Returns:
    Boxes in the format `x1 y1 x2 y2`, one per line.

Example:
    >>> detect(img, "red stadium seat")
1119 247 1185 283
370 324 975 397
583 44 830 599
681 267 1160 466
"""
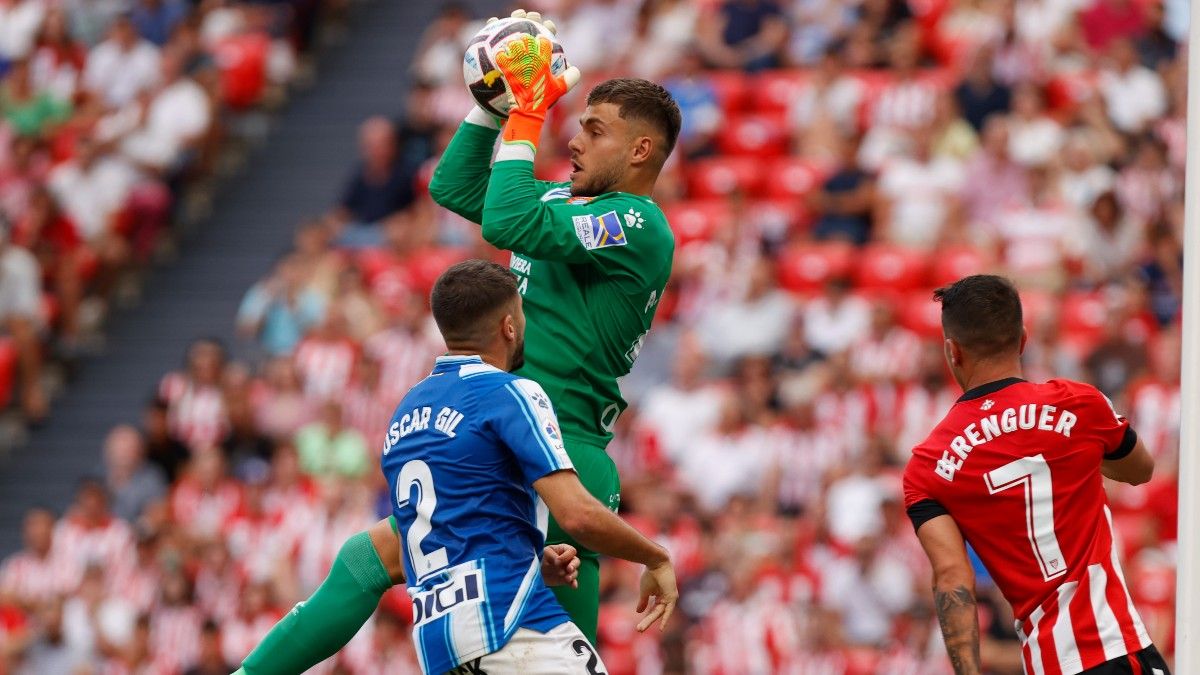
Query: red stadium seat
754 70 809 113
716 112 791 157
663 199 732 247
898 290 944 338
747 199 807 234
715 114 792 158
0 338 15 410
686 157 763 199
853 244 928 291
777 241 854 294
761 157 828 201
706 70 751 113
1060 291 1108 343
926 245 989 288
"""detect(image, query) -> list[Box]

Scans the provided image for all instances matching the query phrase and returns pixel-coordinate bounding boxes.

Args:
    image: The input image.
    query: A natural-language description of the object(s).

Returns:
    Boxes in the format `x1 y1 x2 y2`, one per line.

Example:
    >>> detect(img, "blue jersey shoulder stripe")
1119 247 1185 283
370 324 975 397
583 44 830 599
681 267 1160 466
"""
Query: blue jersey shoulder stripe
504 382 560 470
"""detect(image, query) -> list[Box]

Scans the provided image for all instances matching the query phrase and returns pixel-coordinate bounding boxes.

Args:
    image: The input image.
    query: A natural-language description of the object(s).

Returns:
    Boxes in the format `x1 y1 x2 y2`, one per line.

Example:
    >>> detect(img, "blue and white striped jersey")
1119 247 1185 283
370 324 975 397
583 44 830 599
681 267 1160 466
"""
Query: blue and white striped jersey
381 354 574 675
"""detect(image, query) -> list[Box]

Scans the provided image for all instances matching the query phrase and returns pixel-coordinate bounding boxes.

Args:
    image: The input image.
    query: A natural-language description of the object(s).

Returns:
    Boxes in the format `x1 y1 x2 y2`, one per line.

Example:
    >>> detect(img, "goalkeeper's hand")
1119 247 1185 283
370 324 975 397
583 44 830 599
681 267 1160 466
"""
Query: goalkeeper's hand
492 8 581 149
635 560 678 633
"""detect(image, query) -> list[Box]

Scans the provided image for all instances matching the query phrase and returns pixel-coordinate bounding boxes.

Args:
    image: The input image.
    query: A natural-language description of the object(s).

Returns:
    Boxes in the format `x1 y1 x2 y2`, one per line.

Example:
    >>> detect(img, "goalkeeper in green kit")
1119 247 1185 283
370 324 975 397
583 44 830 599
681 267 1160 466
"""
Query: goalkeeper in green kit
233 10 681 674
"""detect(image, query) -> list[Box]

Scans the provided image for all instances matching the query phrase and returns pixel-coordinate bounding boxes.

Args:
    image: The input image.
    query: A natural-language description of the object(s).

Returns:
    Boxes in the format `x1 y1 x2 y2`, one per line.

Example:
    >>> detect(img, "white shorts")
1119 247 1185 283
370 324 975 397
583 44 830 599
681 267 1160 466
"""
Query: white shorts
444 622 608 675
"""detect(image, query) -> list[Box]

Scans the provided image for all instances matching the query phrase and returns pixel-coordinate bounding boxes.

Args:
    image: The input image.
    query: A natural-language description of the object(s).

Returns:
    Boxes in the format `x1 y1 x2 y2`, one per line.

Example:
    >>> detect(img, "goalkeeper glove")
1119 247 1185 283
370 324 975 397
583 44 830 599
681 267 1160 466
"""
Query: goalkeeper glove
493 9 581 151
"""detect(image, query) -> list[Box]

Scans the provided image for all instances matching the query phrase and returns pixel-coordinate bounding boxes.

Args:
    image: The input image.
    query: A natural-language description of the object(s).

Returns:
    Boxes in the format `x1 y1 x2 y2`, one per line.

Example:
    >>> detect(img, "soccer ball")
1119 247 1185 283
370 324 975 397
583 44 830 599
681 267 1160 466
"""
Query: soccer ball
462 17 568 119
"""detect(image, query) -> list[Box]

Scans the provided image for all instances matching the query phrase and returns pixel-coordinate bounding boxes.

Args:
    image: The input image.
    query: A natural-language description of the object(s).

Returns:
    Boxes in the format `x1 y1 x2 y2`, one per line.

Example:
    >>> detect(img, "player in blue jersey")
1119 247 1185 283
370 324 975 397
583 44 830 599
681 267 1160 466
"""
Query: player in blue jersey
390 260 678 674
234 261 678 675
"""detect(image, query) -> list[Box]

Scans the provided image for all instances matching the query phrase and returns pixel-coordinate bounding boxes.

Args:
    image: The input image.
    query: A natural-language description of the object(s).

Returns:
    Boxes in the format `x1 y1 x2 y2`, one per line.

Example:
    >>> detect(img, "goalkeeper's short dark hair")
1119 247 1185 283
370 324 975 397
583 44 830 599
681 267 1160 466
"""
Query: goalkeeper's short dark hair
430 259 519 345
933 275 1024 358
588 78 682 163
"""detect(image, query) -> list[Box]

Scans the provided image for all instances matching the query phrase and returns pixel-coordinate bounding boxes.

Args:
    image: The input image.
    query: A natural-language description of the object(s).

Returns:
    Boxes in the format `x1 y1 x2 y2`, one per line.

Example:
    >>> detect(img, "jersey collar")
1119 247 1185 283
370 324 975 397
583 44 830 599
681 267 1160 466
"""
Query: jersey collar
434 354 483 370
957 377 1026 403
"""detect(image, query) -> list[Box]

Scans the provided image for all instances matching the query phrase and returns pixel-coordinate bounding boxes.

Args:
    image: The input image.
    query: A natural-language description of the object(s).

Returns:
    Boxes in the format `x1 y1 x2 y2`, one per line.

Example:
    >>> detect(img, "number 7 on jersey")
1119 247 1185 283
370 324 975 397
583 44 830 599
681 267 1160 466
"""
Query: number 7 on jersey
985 454 1069 582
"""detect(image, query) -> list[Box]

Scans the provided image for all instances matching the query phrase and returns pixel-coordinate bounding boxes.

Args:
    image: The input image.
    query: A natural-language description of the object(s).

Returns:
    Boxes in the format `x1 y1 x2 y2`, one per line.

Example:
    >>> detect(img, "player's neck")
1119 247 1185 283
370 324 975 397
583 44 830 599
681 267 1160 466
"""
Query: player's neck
446 348 509 371
614 172 656 197
959 359 1024 394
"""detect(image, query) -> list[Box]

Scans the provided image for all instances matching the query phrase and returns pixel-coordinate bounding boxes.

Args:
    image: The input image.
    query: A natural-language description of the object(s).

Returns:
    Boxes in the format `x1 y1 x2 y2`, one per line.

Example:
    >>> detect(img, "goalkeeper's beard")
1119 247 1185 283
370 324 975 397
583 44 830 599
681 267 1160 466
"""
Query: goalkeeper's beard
571 160 624 197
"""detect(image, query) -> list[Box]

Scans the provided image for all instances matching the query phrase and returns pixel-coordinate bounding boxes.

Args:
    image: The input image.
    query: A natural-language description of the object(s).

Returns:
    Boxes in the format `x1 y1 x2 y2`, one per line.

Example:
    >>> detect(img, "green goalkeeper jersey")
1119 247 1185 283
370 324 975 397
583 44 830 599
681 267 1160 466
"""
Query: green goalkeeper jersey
429 121 674 448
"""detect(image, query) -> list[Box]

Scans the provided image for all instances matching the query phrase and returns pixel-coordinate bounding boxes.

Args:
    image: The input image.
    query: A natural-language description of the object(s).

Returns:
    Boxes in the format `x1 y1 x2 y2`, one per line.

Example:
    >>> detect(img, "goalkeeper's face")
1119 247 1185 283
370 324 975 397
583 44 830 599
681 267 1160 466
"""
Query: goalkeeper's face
568 103 637 197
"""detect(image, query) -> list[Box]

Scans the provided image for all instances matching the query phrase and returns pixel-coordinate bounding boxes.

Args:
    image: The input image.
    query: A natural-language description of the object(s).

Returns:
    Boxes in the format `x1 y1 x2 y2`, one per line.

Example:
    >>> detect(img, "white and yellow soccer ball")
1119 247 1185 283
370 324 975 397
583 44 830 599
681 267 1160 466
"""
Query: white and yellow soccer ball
462 10 569 119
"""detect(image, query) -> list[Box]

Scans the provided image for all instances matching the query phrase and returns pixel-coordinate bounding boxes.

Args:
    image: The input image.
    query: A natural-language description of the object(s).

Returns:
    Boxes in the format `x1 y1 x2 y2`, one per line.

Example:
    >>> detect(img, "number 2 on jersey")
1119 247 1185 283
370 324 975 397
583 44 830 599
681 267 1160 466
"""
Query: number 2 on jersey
396 459 449 581
984 454 1069 582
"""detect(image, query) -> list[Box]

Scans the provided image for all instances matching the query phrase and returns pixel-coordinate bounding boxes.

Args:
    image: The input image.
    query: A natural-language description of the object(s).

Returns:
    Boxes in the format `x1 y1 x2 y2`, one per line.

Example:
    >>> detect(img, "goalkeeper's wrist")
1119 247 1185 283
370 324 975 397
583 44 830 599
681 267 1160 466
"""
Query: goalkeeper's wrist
465 106 501 130
501 108 545 154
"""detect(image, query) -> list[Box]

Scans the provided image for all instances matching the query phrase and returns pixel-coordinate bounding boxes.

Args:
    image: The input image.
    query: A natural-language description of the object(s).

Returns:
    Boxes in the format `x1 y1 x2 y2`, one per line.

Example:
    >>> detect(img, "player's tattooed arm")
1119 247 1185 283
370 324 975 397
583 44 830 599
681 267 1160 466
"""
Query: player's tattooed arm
934 585 983 675
915 514 983 675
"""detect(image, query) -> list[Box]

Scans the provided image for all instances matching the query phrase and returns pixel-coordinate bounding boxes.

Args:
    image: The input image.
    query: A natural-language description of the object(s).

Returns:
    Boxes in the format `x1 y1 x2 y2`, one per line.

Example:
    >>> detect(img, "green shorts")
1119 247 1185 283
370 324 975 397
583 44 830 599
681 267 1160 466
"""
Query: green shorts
546 439 618 643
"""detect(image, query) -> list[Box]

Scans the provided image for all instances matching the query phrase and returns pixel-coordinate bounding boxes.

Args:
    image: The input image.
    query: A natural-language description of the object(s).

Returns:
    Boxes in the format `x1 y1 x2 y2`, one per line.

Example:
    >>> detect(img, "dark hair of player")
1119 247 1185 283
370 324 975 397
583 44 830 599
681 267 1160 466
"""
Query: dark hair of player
933 274 1023 358
587 78 682 163
430 259 519 346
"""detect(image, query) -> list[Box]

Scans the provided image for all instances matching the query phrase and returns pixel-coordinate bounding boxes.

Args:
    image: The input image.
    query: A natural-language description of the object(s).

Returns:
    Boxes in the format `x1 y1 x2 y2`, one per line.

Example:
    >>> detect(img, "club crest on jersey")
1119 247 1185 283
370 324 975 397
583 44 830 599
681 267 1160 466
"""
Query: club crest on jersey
572 211 627 250
623 208 645 229
540 186 572 202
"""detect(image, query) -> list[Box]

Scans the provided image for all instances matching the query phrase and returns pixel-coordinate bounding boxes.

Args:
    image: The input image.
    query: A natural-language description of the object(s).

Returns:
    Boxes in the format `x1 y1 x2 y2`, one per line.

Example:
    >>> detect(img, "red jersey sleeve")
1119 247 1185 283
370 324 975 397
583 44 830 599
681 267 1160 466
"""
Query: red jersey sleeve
903 455 950 531
1063 380 1138 460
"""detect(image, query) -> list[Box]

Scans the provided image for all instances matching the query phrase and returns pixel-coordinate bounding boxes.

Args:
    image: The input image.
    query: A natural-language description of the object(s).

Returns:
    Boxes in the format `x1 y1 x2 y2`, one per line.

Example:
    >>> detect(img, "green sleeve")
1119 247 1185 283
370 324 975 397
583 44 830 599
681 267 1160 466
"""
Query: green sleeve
428 121 500 225
481 156 673 290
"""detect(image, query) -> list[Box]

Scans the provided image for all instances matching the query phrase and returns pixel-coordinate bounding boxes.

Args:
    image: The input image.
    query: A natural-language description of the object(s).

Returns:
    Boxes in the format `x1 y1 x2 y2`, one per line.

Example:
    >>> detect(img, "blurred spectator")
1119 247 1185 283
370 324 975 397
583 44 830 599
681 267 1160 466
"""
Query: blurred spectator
12 188 86 348
961 116 1027 230
295 400 369 479
82 15 161 109
631 0 699 78
1099 39 1166 134
129 0 188 47
639 333 723 463
112 44 212 175
0 218 46 419
875 126 963 248
53 478 135 590
697 0 788 71
15 598 75 675
170 449 240 541
158 338 229 449
810 135 873 244
252 357 314 440
411 3 471 86
992 166 1080 289
293 309 357 400
662 50 722 159
821 535 915 645
1074 191 1143 285
1116 136 1177 227
849 301 920 383
1006 83 1062 167
698 257 795 365
786 0 854 65
62 562 136 663
237 254 327 357
0 508 67 609
340 356 394 444
46 138 137 260
677 391 770 512
0 0 45 62
954 47 1012 132
151 571 201 673
790 47 863 150
103 424 167 523
929 92 978 161
1 59 72 138
330 116 414 247
1084 315 1149 398
142 396 190 482
803 277 870 356
1057 130 1116 212
554 0 637 74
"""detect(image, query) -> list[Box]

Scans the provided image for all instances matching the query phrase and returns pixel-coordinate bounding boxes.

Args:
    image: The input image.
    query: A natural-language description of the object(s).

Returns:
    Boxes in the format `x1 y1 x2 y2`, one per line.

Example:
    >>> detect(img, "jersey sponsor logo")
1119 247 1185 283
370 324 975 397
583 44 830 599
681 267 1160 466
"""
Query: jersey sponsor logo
540 186 572 202
622 208 645 229
572 211 627 250
411 565 485 626
981 399 995 410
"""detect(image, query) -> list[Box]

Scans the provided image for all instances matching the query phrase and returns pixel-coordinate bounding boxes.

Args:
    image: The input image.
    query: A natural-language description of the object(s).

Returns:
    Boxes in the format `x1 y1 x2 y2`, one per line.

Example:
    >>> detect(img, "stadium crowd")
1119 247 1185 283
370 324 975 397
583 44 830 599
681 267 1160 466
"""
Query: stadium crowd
0 0 1186 673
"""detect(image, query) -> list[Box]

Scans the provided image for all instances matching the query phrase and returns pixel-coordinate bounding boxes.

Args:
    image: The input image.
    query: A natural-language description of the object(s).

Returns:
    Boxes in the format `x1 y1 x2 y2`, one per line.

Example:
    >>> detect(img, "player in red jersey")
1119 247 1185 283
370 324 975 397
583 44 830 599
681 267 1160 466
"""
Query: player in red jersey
903 275 1170 675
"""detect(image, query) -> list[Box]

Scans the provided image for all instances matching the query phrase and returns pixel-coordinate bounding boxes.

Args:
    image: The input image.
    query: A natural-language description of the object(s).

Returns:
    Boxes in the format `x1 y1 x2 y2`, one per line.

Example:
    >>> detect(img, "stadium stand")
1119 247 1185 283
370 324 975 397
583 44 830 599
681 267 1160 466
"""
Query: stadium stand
0 0 1185 672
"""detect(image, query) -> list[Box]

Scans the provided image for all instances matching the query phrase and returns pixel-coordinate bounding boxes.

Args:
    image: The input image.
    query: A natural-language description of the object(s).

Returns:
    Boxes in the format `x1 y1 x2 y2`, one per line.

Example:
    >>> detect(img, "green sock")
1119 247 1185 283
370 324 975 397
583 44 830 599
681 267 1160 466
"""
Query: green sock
240 531 393 674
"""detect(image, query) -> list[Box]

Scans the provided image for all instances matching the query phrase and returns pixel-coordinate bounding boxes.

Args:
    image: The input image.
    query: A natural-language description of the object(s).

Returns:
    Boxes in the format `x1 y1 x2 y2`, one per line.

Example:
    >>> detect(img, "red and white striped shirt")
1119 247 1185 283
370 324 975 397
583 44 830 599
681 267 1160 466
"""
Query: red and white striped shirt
0 549 73 606
51 515 135 590
293 336 359 401
159 371 229 449
363 324 444 404
150 605 202 674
